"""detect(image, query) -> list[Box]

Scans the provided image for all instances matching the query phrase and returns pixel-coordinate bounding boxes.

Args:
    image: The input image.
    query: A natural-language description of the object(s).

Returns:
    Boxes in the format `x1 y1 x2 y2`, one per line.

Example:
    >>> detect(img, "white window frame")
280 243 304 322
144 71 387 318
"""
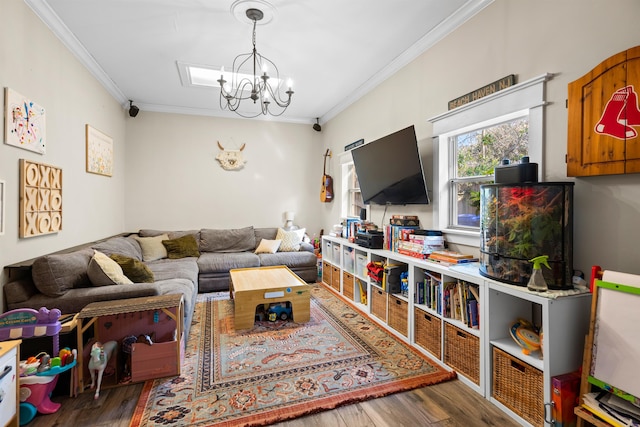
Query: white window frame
429 73 552 248
339 151 366 220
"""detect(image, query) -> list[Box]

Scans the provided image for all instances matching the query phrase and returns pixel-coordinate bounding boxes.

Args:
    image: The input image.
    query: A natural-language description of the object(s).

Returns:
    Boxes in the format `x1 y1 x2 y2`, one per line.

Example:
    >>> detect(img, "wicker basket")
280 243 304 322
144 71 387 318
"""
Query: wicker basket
322 260 331 286
343 271 355 300
331 265 341 291
414 307 441 358
492 347 544 426
371 285 387 321
387 295 408 336
444 323 480 384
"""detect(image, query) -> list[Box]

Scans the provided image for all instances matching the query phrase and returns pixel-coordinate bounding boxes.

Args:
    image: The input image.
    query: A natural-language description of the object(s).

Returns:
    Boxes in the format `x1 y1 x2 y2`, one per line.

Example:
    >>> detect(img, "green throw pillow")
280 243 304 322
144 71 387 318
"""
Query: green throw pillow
109 254 155 283
162 234 200 259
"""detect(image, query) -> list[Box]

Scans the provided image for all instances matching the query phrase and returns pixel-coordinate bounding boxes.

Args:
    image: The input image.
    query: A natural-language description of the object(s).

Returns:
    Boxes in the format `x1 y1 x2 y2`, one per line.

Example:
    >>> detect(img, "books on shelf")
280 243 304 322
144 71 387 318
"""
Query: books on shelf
415 270 443 313
442 280 480 328
427 250 479 265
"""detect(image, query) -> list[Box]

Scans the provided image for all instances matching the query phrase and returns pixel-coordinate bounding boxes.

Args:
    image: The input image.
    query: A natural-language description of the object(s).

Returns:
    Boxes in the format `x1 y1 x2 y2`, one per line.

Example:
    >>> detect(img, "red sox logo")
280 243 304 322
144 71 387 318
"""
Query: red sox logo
595 85 640 139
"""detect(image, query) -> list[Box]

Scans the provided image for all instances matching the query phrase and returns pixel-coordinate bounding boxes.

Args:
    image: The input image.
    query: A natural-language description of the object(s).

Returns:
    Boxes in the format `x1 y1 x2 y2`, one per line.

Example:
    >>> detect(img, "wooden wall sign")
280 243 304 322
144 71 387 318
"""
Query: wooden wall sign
448 75 515 110
19 159 62 238
567 46 640 177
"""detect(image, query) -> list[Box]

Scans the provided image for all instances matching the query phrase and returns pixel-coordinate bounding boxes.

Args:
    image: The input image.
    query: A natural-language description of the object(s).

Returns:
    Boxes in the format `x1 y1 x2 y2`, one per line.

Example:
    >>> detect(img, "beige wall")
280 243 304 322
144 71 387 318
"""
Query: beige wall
124 112 324 234
0 0 127 282
321 0 640 277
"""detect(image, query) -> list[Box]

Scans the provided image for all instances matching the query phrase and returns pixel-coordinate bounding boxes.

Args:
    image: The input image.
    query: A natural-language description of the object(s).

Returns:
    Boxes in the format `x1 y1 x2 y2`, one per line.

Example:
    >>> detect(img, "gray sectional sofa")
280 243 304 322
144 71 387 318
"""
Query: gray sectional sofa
3 226 319 338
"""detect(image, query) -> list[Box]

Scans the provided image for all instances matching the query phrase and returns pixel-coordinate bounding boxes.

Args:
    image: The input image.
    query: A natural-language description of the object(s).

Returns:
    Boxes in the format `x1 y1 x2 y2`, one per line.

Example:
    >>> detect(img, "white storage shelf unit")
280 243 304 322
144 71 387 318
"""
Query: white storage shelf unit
321 235 592 426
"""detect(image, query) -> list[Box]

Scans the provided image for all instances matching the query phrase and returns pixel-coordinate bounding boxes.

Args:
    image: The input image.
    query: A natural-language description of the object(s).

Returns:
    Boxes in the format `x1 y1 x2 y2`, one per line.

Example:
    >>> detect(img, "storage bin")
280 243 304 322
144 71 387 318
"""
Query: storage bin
332 244 341 265
444 323 479 385
355 253 368 278
322 260 331 286
324 240 333 262
388 295 408 336
343 247 355 273
131 340 179 382
343 271 355 300
492 346 544 426
414 307 441 358
331 265 341 291
371 285 387 322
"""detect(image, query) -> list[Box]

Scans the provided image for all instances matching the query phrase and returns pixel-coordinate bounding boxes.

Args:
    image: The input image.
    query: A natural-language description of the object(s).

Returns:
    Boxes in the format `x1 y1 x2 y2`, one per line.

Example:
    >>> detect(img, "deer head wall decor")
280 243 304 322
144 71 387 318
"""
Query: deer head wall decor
216 141 246 170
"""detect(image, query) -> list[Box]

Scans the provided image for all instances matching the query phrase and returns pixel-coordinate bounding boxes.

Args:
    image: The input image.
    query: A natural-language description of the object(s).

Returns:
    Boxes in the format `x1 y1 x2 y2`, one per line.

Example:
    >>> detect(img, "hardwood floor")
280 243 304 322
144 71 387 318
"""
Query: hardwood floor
28 377 518 427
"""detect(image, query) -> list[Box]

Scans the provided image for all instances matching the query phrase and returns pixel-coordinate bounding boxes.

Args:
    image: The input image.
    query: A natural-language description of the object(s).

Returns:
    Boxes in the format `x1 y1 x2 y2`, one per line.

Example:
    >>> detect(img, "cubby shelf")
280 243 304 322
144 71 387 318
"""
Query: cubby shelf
321 235 592 426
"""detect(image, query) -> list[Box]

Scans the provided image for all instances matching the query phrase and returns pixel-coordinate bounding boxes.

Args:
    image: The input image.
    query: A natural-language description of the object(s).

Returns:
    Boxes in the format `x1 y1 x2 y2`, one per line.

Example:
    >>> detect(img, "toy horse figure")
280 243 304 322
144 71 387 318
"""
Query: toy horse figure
88 341 117 399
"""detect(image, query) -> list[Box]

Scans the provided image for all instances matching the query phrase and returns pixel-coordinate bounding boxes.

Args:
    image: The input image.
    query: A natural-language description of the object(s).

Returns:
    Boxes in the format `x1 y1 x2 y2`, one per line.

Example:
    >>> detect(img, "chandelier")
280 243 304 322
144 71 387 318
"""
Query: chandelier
218 8 293 118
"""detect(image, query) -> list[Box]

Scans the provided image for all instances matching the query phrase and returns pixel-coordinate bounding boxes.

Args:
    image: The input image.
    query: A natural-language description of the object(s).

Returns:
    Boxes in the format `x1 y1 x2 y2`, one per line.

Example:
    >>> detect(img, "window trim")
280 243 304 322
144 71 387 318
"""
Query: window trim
429 73 553 248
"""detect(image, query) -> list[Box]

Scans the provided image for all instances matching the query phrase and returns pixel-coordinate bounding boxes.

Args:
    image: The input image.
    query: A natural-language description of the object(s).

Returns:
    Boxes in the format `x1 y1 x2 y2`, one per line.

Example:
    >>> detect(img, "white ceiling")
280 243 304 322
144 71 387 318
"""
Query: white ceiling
27 0 493 124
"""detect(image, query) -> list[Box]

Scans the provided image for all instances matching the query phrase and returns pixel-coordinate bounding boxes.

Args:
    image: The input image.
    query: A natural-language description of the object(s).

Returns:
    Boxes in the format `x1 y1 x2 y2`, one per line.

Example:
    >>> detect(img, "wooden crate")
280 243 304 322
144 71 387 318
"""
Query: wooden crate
414 307 441 358
492 347 544 426
343 271 355 300
444 323 479 385
331 265 341 291
388 295 408 336
371 285 387 322
322 260 331 286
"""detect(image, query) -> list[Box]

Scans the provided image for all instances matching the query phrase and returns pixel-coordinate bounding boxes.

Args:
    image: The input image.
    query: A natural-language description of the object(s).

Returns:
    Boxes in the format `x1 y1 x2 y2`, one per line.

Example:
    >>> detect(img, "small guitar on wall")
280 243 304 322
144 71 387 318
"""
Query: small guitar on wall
320 149 334 203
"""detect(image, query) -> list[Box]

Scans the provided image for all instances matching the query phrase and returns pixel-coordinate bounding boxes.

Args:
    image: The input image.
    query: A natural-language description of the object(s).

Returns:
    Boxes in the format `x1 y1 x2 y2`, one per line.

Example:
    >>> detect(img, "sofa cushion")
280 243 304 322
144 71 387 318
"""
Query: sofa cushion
200 226 256 253
258 251 318 268
110 254 155 283
139 229 201 241
134 234 169 261
31 248 94 297
197 252 260 273
88 251 134 286
276 228 306 252
162 234 200 259
255 239 281 254
92 236 142 260
145 257 199 284
254 227 278 246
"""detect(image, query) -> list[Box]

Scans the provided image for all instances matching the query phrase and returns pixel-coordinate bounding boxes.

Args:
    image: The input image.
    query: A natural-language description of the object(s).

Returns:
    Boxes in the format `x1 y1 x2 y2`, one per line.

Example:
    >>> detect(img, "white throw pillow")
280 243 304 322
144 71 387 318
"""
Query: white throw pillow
275 228 306 252
134 234 169 261
87 250 133 286
255 239 282 254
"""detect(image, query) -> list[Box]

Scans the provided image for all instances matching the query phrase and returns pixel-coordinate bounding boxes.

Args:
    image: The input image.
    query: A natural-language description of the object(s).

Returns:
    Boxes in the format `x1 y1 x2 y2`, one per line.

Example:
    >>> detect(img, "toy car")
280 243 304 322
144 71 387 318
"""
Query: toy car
267 302 293 321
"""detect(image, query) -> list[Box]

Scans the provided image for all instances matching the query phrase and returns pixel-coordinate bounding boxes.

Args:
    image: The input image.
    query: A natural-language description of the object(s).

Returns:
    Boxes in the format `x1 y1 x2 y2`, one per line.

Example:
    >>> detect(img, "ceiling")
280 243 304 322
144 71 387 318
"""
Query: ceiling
27 0 492 124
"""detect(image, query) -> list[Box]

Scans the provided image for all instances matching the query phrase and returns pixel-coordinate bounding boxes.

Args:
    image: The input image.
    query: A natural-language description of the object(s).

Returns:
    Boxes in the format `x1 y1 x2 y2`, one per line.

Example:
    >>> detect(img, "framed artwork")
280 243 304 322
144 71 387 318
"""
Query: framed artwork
4 87 46 154
86 124 113 177
19 159 62 238
0 179 5 235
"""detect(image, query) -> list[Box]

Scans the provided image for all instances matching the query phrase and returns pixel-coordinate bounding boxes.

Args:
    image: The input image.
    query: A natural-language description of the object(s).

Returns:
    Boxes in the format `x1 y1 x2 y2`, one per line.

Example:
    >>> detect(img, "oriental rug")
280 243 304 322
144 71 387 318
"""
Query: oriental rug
129 285 455 427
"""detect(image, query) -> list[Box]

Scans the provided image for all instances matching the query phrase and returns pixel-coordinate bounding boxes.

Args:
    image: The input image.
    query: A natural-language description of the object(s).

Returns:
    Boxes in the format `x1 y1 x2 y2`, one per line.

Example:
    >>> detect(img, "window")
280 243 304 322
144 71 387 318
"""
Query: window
341 161 364 218
448 112 529 229
429 74 552 247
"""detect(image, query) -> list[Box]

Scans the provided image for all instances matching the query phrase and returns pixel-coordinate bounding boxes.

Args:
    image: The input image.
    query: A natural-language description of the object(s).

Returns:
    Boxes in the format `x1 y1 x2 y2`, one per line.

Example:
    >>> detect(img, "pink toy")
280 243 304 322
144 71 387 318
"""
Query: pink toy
88 341 116 399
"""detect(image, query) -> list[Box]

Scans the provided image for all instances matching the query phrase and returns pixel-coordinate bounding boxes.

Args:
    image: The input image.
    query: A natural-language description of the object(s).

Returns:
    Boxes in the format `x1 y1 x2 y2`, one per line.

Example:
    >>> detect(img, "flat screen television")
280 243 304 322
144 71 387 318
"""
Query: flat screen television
351 125 430 205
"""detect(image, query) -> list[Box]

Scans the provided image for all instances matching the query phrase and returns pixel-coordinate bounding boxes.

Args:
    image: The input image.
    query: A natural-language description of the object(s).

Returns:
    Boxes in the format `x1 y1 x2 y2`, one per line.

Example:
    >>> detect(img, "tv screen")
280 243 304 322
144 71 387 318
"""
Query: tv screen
351 125 430 205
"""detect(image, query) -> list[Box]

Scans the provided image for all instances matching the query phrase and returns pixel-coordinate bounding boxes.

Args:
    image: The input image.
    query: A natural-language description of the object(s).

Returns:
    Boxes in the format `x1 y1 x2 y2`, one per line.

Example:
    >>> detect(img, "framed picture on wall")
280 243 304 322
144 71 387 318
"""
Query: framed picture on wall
4 87 46 154
86 124 113 177
0 179 5 235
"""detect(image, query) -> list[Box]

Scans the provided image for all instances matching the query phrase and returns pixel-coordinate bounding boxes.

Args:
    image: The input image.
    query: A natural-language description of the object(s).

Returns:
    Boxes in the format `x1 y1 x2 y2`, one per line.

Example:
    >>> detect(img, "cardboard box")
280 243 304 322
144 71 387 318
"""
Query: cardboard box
552 371 581 427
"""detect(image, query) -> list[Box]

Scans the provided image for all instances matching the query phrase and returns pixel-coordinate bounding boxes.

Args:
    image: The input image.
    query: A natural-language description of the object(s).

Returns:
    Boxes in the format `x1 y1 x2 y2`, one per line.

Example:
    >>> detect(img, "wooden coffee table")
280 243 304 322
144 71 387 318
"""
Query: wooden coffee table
229 266 312 330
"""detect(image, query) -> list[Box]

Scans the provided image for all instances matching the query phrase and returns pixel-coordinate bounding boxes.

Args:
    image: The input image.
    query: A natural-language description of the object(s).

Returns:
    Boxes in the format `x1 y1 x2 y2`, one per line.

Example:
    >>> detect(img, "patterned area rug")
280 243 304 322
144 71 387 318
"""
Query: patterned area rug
129 285 456 427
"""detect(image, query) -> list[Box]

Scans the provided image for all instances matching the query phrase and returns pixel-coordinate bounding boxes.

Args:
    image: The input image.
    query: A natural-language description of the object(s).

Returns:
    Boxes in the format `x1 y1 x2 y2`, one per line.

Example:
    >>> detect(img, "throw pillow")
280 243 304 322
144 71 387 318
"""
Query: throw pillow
133 234 169 261
255 239 282 254
162 234 200 259
109 254 155 283
275 228 306 252
87 251 133 286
